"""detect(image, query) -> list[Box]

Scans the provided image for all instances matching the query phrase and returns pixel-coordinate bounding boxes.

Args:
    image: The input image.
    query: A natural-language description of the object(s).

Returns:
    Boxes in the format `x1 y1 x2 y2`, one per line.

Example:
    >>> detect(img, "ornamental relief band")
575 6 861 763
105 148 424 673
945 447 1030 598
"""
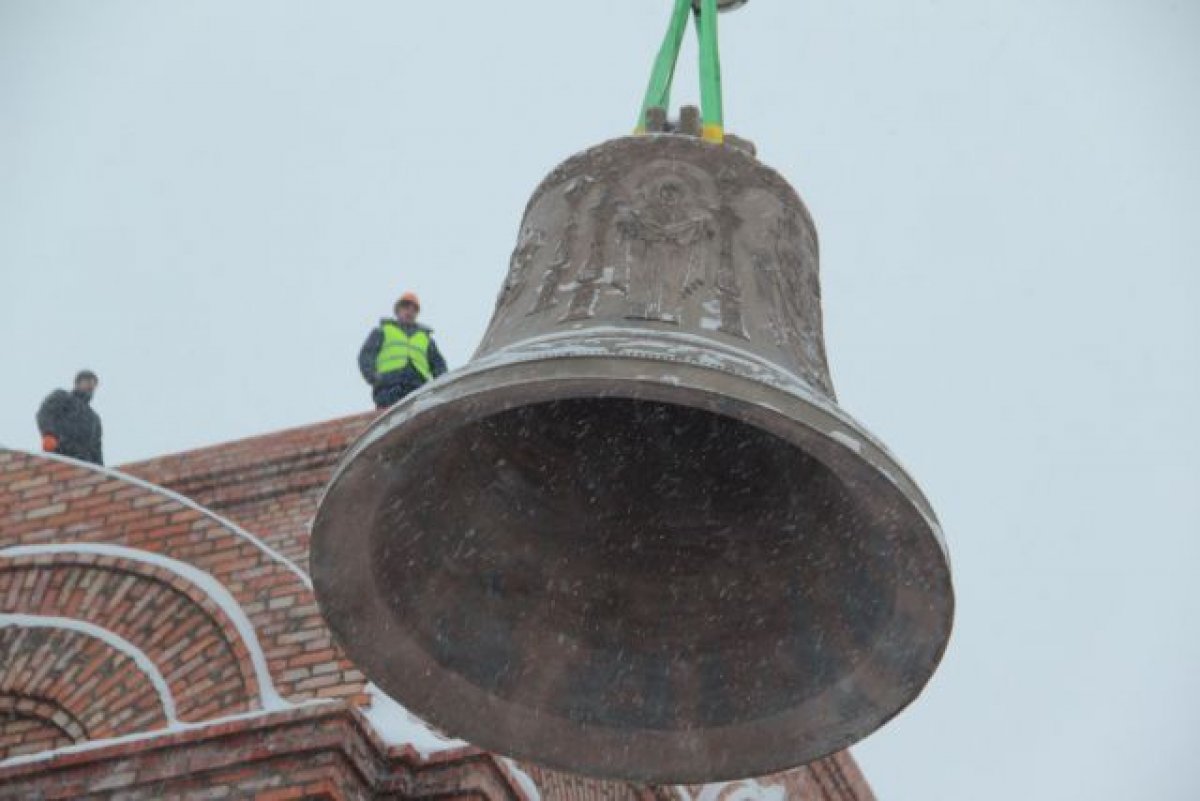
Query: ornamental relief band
485 138 832 396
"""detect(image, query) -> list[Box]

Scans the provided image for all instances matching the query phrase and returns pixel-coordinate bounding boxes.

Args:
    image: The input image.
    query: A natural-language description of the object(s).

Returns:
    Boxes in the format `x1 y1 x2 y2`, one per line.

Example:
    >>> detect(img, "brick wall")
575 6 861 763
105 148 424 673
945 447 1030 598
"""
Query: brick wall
122 413 374 568
0 696 80 760
0 705 520 801
0 414 877 801
676 753 875 801
0 449 368 709
1 557 253 721
0 625 168 757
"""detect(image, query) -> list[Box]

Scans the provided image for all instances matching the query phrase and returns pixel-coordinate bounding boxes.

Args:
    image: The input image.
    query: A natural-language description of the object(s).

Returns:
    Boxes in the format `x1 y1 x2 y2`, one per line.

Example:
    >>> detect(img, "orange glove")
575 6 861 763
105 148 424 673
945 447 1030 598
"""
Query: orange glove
41 434 59 453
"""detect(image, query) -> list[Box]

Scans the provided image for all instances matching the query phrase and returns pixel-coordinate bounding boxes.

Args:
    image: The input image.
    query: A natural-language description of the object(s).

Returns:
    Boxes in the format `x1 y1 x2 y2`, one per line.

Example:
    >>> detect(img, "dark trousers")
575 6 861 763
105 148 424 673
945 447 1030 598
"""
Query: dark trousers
373 381 419 410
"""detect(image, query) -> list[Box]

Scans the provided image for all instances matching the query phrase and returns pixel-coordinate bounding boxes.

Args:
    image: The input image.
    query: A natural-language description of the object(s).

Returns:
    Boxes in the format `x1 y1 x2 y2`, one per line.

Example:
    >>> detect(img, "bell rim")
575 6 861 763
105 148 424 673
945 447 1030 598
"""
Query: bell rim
356 329 945 559
313 353 954 782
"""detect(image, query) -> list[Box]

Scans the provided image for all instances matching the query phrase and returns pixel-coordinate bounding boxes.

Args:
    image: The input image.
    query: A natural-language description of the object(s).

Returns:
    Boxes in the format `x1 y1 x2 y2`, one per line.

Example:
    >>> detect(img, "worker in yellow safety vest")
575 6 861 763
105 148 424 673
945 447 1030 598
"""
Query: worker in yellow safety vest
358 291 448 409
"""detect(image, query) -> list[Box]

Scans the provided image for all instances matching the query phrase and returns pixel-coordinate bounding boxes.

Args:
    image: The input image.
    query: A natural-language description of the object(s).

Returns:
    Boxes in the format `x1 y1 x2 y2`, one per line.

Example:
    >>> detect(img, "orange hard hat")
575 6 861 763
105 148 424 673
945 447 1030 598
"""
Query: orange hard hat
397 291 420 310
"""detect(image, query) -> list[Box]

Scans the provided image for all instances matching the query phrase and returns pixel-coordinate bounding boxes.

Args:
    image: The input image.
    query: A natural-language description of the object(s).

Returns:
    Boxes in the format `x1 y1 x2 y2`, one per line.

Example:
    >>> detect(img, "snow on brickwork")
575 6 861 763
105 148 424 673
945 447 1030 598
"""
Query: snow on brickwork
361 682 472 759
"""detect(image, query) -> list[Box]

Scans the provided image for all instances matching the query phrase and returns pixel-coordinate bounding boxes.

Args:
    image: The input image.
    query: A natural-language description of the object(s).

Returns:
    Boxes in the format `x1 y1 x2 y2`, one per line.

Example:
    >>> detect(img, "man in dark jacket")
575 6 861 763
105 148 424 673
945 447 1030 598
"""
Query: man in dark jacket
358 292 448 409
36 370 104 465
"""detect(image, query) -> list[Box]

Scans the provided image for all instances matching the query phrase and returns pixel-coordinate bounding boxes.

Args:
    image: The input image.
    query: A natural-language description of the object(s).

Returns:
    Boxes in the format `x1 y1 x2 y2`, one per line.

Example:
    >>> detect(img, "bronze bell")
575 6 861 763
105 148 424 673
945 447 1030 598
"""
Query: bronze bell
312 133 954 782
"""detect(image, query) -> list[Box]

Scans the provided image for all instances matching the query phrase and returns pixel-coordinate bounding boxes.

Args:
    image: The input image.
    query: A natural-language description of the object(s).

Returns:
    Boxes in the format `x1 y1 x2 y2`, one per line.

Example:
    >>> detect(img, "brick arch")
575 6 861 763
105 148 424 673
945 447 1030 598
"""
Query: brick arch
0 554 257 721
508 760 656 801
0 449 364 705
0 695 87 742
0 624 170 758
0 695 86 760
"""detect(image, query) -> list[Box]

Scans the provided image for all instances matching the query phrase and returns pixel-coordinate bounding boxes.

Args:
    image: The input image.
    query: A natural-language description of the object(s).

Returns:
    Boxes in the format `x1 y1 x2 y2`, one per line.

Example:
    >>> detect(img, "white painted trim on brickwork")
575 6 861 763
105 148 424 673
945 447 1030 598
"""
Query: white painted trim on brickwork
679 780 788 801
495 757 543 801
2 448 488 779
0 703 333 769
0 613 179 723
4 448 313 588
1 543 288 711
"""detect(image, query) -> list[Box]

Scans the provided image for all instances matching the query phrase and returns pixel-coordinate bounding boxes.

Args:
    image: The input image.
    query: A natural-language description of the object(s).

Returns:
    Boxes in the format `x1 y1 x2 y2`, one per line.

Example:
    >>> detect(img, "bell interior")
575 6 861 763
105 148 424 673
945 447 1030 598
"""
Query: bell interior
370 397 902 732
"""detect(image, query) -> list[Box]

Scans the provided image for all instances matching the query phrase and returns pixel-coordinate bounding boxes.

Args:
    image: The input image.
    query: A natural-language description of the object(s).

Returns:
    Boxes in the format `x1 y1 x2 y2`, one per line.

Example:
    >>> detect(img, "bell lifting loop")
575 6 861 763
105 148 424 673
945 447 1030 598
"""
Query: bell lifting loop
636 0 728 144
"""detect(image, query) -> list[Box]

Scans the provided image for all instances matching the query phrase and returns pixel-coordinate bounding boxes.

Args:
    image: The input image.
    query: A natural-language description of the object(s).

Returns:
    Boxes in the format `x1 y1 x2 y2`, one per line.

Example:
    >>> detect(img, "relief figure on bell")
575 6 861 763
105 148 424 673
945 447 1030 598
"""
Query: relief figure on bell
497 224 545 313
615 163 720 325
529 176 594 316
739 189 826 385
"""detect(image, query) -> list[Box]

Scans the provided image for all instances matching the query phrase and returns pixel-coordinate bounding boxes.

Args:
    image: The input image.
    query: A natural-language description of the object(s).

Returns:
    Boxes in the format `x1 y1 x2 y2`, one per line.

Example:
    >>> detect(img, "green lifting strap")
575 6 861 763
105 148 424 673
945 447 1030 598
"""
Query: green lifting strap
697 0 724 142
636 0 726 143
637 0 692 132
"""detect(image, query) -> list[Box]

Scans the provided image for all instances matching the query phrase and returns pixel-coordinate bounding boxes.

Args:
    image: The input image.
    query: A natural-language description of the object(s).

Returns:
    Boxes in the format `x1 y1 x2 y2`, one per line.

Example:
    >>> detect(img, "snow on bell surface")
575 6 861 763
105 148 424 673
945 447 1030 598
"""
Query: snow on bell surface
312 134 954 783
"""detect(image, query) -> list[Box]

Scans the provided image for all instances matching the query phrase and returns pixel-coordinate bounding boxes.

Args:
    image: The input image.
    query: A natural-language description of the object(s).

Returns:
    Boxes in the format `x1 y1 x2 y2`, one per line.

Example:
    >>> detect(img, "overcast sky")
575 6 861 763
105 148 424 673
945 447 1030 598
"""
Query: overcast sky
2 1 1198 799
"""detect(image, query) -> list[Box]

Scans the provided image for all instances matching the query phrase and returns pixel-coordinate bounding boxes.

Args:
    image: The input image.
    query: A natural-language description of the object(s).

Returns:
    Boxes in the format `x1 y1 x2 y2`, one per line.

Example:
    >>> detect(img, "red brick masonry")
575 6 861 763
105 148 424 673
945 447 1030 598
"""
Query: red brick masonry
0 414 875 800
